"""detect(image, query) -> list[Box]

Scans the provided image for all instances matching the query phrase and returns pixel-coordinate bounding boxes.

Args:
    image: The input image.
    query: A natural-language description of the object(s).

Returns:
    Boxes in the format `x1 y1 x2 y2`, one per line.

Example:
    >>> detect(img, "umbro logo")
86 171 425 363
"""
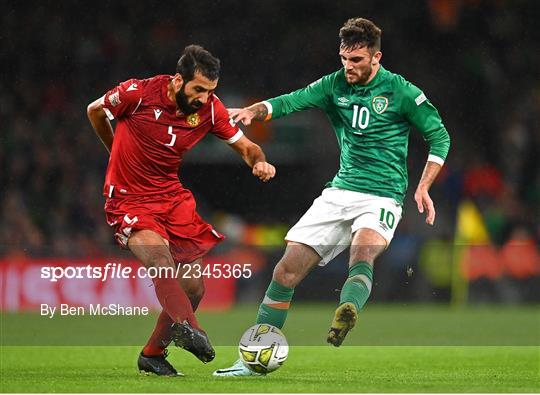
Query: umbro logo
337 97 350 106
126 83 138 91
154 109 162 120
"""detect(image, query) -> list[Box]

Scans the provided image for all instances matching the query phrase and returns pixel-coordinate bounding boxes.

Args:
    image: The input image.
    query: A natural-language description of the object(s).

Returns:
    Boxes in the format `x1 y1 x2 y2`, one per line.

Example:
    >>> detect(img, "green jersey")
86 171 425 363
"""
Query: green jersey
265 66 450 203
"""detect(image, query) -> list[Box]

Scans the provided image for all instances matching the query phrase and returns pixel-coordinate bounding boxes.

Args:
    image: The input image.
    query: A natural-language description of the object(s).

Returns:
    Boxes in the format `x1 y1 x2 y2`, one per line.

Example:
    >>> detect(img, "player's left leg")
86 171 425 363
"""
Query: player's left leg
327 228 386 346
142 259 205 359
328 193 402 346
146 187 222 364
342 228 387 313
178 259 205 310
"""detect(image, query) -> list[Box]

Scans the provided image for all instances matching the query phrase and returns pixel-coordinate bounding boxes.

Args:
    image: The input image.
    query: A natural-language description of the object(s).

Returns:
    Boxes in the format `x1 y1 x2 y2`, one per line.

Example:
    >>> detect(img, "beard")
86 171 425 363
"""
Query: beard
175 83 202 115
346 64 373 85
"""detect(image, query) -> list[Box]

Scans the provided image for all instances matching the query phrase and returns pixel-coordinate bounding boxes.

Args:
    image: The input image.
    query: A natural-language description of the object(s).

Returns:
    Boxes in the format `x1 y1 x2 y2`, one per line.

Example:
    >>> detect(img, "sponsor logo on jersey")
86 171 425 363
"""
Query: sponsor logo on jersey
126 83 138 91
154 109 162 120
372 96 388 114
187 113 200 127
109 91 121 107
337 97 350 106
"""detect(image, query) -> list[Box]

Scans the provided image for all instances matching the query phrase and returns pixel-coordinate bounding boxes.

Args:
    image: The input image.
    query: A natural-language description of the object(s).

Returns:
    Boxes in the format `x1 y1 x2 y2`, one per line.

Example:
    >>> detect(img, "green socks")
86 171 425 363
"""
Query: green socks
256 280 294 329
255 263 372 329
339 261 373 311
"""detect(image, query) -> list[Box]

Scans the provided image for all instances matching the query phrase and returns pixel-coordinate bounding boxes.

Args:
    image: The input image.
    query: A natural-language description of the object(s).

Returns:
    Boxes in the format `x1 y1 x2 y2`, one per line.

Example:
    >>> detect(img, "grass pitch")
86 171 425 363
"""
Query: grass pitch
1 304 539 392
1 346 538 392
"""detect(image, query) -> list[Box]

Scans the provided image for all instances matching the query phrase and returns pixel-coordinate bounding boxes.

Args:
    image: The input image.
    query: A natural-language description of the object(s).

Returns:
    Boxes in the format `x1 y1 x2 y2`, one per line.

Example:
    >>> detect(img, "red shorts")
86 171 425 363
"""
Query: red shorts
104 187 224 264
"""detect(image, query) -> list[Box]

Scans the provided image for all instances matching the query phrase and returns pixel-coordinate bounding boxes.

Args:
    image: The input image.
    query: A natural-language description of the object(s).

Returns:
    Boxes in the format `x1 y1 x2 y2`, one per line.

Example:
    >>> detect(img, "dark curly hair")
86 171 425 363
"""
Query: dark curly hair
339 18 382 53
176 44 220 82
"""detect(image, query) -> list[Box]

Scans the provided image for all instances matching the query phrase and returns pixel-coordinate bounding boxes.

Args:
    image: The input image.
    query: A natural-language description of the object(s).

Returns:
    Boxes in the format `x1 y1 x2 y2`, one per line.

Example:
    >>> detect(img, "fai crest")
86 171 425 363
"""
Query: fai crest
187 113 200 127
372 96 389 114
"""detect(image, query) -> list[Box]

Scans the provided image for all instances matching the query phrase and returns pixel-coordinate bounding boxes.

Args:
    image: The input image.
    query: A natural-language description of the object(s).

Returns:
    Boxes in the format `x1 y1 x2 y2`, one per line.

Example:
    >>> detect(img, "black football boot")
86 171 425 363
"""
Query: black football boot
137 350 183 376
171 321 215 363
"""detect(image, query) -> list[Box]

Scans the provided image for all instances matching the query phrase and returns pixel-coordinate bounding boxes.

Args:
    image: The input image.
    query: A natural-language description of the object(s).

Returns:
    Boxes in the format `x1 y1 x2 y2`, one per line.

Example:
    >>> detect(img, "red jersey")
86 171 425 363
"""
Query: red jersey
100 75 242 197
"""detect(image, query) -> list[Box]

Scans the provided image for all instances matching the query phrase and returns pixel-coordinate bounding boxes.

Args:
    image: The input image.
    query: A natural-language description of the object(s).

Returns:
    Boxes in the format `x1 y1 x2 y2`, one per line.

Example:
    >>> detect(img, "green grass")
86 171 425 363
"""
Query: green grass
2 304 539 346
1 304 539 392
1 346 538 392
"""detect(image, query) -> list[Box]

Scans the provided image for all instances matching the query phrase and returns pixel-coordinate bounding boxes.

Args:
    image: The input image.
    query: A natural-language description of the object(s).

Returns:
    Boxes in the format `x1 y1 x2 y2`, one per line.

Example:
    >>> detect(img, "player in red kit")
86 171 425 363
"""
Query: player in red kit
87 45 275 376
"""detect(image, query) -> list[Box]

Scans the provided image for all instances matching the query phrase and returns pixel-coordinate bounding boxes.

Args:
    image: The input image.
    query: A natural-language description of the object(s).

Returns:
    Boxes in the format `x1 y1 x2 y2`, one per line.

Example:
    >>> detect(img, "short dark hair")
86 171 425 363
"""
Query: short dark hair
339 18 382 53
176 45 220 82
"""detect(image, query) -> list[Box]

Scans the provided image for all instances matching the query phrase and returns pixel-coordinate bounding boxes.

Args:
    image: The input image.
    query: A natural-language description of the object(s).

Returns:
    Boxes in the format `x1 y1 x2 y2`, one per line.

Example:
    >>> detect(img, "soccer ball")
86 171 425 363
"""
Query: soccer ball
238 324 289 374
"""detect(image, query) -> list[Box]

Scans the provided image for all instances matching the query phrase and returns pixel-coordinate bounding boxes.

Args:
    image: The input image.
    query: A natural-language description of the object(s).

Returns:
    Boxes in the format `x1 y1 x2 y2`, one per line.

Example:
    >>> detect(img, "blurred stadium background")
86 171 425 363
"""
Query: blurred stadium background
1 0 539 323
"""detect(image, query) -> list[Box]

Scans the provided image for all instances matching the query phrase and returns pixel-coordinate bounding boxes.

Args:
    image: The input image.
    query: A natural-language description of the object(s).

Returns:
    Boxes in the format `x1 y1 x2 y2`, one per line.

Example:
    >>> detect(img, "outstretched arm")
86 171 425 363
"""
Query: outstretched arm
229 73 334 126
414 161 442 225
229 135 276 182
228 102 270 126
87 97 114 153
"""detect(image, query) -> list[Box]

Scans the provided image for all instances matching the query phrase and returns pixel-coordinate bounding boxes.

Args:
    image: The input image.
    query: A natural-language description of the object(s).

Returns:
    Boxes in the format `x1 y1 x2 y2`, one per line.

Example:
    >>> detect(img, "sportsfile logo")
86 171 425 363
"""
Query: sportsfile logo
40 263 253 282
40 263 174 282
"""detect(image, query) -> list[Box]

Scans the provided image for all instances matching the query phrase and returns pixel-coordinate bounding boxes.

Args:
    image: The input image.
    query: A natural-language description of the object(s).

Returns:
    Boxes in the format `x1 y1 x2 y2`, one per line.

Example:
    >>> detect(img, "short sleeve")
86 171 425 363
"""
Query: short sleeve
101 78 143 120
210 96 243 144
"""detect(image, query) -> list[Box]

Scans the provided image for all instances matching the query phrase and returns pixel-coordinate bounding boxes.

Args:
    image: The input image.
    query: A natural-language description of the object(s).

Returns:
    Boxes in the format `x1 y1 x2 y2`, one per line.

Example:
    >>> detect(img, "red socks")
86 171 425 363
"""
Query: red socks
143 278 201 357
151 277 200 328
142 310 173 356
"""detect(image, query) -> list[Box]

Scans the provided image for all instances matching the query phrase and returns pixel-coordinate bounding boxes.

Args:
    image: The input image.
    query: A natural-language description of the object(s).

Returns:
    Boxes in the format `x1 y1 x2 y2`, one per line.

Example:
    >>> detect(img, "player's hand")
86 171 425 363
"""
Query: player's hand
414 187 435 225
228 108 255 126
252 161 276 182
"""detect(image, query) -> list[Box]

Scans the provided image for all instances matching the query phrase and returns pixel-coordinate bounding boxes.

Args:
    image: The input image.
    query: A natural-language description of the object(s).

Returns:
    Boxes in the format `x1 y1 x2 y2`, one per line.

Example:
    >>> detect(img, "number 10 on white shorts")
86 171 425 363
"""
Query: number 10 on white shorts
285 187 402 265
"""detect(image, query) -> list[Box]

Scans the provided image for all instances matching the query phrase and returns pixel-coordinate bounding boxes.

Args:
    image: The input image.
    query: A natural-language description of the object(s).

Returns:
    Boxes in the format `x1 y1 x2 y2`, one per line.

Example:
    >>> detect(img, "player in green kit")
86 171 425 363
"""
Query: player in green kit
214 17 450 376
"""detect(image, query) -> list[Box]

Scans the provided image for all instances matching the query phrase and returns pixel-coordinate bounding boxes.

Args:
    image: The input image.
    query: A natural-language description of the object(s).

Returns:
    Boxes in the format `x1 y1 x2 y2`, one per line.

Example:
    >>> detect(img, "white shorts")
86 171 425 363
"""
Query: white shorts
285 187 402 265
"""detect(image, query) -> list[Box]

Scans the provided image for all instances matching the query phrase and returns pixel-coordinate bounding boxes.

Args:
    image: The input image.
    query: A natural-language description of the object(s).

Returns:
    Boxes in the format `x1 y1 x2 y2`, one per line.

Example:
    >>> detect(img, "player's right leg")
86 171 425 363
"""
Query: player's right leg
255 242 321 328
129 230 215 365
213 242 321 377
137 349 183 377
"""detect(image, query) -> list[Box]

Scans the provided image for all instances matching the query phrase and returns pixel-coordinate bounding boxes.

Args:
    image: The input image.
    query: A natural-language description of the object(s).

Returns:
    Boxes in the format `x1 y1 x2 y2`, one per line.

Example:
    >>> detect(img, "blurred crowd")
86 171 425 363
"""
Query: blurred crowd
1 1 539 301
